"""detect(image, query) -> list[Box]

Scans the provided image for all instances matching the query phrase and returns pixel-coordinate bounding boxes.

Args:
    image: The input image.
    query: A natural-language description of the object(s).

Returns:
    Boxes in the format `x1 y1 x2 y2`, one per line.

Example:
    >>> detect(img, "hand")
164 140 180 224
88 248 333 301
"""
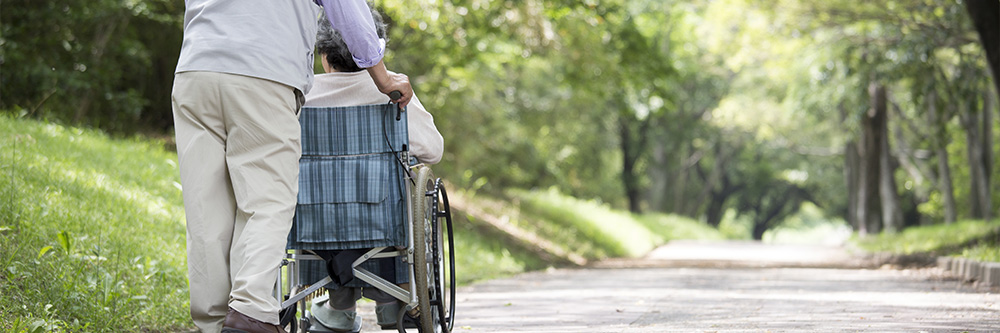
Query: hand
366 59 413 108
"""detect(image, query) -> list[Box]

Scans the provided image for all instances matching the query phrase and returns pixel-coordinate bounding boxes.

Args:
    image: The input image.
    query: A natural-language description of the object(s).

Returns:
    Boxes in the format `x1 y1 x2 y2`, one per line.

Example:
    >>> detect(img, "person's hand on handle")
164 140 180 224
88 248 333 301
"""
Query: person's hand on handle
366 59 412 108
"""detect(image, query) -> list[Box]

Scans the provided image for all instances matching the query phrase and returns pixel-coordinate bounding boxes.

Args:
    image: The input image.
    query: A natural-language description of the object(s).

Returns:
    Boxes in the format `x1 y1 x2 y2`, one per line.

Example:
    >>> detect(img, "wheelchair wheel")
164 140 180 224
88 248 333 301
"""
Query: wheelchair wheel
279 302 297 333
411 168 455 332
431 178 457 332
279 284 304 333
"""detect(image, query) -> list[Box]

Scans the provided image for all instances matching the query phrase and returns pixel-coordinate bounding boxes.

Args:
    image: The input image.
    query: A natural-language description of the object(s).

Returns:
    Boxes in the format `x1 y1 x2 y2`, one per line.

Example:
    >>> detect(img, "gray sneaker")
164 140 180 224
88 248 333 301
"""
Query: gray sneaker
310 297 362 333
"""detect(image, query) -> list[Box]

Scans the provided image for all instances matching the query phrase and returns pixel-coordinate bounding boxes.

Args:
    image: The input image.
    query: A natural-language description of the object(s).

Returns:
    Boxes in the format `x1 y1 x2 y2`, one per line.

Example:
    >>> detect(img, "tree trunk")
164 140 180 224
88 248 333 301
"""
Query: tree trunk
619 116 642 213
648 138 669 213
928 91 958 224
980 84 994 221
692 141 729 219
750 185 798 241
937 148 959 224
705 173 737 228
856 82 885 235
960 94 993 221
841 102 862 231
965 0 1000 98
891 100 932 225
845 140 860 230
873 85 903 233
705 194 726 228
751 219 769 241
984 85 995 220
963 0 999 222
75 17 126 123
672 142 699 215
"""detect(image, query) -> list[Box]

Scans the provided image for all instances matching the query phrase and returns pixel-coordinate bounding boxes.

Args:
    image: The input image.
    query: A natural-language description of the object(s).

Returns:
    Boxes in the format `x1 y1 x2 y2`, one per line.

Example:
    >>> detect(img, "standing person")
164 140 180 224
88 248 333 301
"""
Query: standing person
170 1 411 332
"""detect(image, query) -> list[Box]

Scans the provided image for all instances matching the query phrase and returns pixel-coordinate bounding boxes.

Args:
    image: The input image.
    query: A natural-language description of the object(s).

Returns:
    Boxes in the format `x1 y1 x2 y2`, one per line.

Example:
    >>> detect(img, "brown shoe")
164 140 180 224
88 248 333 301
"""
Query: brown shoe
221 308 286 333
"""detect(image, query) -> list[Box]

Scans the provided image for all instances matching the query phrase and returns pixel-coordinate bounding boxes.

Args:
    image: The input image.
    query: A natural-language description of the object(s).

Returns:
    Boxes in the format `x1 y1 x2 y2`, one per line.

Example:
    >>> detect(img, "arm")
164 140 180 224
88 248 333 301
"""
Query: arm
365 59 413 107
406 94 444 164
316 0 413 106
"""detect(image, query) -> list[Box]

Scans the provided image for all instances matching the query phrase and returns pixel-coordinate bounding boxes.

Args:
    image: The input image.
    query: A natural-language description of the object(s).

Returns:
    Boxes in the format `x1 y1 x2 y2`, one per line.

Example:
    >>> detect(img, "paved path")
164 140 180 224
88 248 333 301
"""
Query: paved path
445 241 1000 332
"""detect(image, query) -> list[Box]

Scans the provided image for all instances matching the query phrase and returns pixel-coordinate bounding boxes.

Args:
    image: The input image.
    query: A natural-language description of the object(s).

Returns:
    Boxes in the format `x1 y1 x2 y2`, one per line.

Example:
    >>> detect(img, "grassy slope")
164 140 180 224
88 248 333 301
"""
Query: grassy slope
853 220 1000 262
0 115 723 331
1 115 190 332
446 187 724 280
510 188 723 259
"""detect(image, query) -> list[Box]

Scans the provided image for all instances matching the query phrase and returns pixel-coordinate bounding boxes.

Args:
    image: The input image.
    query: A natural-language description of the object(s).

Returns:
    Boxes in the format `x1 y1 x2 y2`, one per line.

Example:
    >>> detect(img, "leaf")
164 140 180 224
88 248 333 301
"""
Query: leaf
57 230 72 253
38 246 53 259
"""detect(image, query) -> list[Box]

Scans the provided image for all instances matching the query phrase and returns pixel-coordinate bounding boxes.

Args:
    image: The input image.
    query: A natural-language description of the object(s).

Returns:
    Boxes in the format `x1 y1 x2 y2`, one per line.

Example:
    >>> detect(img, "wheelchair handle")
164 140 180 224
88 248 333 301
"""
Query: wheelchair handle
389 90 403 120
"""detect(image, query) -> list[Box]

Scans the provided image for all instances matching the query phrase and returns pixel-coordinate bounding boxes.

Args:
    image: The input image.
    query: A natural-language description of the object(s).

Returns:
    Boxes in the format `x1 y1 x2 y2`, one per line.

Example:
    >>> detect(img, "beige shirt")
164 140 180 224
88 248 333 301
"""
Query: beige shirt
304 71 444 164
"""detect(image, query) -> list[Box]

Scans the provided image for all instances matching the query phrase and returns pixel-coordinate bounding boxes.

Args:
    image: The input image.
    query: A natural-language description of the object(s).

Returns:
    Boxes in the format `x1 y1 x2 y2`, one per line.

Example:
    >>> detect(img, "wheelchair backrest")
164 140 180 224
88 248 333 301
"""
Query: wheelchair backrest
290 104 410 250
299 104 408 157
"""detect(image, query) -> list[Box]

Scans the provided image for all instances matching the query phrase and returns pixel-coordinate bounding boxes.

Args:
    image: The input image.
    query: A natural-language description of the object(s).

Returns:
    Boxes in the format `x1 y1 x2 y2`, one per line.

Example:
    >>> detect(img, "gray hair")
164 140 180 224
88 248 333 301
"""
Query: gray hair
317 5 388 72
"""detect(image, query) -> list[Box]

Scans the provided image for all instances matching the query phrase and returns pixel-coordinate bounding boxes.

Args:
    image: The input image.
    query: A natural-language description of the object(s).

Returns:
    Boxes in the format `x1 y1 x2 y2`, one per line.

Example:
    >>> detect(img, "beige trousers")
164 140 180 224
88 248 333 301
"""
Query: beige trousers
171 71 302 332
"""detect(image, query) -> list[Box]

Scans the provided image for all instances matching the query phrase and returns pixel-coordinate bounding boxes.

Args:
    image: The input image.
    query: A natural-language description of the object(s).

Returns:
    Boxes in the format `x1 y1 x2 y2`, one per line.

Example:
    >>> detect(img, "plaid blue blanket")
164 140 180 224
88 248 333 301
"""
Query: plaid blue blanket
288 104 409 250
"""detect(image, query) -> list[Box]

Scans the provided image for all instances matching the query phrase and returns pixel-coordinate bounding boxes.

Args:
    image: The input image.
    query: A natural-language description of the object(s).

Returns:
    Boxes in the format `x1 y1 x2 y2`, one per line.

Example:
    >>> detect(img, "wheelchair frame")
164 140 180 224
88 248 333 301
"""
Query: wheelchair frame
276 104 455 333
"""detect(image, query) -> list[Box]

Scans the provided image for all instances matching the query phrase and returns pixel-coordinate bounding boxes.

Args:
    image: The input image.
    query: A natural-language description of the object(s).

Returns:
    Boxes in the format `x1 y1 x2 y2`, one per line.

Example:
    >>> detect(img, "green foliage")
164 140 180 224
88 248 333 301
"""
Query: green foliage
854 219 999 261
509 187 722 259
634 213 726 242
1 0 183 133
512 188 660 258
700 0 998 233
716 209 755 240
960 244 1000 263
0 114 190 331
377 0 683 208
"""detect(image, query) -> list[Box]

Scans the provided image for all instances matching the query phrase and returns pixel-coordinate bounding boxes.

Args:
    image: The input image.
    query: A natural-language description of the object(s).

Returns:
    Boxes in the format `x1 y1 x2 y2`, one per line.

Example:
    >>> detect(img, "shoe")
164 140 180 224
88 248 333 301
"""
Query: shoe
221 308 286 333
375 302 418 330
310 297 362 333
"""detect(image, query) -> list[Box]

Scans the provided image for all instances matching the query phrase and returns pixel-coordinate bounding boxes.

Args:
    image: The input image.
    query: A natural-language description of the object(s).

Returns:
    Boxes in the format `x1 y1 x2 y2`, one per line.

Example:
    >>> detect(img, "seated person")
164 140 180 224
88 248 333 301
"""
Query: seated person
304 7 444 332
305 13 443 165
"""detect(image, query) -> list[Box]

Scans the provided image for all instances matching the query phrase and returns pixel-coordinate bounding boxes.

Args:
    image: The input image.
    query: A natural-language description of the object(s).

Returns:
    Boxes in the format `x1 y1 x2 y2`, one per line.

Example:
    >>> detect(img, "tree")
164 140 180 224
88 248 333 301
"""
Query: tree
1 0 183 133
755 0 995 232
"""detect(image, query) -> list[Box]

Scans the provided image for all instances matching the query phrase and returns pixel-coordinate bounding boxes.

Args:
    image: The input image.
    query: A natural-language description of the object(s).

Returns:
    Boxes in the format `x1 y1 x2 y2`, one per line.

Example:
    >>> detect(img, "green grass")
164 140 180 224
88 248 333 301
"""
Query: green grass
508 187 722 260
960 244 1000 262
634 213 726 242
510 188 659 259
449 212 549 284
443 187 724 284
853 219 1000 262
1 114 191 332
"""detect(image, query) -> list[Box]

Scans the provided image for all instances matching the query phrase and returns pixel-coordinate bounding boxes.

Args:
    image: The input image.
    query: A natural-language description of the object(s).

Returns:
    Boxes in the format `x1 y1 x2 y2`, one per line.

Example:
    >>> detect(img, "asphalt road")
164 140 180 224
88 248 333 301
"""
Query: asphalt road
443 241 1000 332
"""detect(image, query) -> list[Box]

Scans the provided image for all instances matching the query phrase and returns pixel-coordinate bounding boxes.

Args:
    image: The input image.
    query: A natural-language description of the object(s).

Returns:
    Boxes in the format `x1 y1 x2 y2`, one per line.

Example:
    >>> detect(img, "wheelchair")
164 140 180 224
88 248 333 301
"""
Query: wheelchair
277 102 455 333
